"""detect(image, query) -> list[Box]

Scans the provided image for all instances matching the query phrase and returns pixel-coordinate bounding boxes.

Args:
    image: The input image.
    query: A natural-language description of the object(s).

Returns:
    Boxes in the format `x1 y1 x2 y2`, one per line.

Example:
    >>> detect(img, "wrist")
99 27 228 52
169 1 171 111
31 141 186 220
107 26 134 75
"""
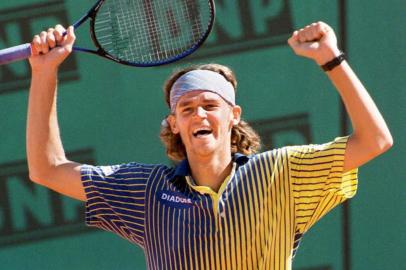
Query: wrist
320 51 346 72
315 47 342 66
31 66 59 77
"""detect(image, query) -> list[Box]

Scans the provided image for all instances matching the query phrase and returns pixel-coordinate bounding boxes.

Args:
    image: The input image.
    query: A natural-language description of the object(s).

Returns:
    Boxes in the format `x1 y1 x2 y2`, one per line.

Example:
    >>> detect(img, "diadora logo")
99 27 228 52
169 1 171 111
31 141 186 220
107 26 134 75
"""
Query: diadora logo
157 190 194 209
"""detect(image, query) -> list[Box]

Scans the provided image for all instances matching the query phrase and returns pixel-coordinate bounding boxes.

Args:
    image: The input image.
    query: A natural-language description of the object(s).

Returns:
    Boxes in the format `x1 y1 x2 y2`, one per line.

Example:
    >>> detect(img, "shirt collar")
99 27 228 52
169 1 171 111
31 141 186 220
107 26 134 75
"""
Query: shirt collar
172 159 190 178
171 153 250 179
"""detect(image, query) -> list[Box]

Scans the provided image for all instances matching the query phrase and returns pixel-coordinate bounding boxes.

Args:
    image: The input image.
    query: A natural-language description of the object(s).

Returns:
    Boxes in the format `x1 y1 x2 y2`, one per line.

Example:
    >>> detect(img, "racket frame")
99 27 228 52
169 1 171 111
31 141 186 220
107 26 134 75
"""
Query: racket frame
0 0 215 67
73 0 216 67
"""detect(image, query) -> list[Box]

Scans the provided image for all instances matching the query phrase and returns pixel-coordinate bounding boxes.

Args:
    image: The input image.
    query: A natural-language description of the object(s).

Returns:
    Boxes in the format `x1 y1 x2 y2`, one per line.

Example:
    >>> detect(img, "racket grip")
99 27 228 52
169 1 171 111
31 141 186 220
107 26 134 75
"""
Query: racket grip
0 43 32 65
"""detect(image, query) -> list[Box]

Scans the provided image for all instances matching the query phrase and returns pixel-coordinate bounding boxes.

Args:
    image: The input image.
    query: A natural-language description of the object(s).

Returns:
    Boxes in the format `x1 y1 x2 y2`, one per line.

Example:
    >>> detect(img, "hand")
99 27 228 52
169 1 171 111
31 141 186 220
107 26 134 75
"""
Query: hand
288 21 341 65
29 25 76 72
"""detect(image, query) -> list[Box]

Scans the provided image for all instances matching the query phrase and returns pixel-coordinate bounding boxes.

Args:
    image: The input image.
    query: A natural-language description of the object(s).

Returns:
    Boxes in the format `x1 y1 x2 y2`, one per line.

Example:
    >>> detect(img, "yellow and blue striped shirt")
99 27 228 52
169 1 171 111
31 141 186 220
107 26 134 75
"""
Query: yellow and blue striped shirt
81 136 358 270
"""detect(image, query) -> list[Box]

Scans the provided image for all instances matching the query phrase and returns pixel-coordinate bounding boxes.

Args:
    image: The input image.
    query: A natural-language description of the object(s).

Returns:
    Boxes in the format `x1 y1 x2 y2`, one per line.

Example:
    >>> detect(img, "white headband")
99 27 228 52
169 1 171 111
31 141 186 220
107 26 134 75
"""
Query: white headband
169 70 235 113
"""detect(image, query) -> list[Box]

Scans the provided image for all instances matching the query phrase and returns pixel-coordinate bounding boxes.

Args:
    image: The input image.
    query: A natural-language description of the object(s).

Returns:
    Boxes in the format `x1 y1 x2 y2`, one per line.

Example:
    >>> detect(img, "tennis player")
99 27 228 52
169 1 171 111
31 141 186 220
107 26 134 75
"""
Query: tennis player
27 22 392 270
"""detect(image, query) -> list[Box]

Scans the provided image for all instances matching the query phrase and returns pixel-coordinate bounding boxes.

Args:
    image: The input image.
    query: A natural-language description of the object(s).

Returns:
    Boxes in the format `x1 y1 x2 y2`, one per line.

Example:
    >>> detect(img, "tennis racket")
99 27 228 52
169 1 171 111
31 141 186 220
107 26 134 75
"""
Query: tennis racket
0 0 215 67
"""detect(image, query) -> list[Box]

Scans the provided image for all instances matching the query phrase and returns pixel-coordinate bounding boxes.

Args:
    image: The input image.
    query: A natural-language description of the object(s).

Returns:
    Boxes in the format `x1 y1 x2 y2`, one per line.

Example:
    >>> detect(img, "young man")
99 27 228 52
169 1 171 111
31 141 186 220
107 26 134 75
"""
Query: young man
27 22 392 269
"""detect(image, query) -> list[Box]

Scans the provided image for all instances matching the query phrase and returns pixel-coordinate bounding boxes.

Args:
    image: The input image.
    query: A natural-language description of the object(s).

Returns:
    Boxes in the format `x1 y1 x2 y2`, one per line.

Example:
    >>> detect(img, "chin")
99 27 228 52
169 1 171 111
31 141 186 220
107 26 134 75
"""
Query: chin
194 147 216 156
188 143 217 156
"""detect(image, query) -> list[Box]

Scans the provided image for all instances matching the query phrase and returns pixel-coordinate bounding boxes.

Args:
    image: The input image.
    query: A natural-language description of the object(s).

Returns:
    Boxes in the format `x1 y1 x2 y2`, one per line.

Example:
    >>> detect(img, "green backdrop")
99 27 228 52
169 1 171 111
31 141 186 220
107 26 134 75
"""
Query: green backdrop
0 0 404 269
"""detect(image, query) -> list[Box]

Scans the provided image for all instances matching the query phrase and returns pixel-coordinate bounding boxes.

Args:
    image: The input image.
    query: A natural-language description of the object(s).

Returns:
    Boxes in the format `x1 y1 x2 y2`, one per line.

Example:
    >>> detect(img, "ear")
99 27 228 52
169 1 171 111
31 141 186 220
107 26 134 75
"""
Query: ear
231 105 242 126
167 114 180 134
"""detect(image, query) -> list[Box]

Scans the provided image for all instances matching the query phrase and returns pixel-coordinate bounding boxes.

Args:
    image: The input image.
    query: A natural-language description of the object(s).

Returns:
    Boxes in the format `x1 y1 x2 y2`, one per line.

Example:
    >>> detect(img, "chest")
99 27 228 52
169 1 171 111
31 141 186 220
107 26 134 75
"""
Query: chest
146 170 292 237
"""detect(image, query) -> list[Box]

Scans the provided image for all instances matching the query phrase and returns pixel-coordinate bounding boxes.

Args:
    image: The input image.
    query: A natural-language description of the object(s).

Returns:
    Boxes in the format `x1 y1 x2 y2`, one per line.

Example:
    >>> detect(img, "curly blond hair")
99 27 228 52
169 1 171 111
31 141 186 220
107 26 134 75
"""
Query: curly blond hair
160 63 261 161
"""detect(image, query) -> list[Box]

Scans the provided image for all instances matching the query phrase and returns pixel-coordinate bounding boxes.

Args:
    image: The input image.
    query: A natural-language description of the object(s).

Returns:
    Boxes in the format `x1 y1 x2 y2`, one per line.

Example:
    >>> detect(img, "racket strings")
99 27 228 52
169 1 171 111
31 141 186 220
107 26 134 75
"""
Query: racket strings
93 0 212 64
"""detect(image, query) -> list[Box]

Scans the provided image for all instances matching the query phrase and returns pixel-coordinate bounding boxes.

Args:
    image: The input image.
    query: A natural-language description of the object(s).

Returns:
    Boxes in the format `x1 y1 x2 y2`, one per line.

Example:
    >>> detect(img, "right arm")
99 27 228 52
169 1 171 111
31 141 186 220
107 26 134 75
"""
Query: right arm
27 25 86 201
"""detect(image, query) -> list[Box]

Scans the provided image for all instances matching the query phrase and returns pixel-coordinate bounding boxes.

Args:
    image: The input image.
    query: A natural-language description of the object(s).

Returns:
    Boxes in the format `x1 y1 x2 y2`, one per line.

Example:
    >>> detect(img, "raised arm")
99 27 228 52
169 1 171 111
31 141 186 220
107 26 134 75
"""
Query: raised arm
27 25 86 201
287 21 393 172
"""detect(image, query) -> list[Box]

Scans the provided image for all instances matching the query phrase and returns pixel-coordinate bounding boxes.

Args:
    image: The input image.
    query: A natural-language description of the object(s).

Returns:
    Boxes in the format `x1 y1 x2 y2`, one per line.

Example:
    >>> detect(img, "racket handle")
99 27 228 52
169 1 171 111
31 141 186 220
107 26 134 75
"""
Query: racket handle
0 43 32 65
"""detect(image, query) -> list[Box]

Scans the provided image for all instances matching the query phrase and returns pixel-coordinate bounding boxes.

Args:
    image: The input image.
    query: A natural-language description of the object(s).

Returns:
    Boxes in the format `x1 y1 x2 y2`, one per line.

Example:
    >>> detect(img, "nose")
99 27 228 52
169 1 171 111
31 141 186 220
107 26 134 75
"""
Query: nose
194 106 207 118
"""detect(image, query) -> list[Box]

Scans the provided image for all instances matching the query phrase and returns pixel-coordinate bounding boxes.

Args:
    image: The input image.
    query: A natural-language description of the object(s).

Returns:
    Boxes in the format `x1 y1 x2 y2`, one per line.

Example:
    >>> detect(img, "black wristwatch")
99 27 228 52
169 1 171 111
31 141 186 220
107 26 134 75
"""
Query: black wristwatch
321 52 346 71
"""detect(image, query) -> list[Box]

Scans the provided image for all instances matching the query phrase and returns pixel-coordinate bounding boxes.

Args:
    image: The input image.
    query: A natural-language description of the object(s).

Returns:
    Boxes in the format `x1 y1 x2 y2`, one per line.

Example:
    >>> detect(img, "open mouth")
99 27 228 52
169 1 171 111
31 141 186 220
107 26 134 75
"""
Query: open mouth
193 127 213 138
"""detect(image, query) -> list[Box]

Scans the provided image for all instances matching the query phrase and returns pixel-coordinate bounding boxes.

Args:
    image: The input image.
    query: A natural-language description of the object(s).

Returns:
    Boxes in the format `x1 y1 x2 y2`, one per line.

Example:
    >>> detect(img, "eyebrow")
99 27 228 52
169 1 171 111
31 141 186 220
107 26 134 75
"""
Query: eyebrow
177 100 193 108
177 97 221 108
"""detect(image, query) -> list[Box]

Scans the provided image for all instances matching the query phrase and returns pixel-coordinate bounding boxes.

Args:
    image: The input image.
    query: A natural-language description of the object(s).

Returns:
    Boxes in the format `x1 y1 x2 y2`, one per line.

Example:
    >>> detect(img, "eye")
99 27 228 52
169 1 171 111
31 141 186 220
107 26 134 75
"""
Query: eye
204 103 218 110
181 107 193 114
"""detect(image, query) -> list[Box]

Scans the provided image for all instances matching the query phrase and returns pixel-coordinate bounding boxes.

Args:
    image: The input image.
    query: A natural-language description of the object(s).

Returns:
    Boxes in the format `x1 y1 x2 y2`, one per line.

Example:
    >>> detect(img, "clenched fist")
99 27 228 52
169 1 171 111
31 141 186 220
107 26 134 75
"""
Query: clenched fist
288 21 341 66
29 25 76 72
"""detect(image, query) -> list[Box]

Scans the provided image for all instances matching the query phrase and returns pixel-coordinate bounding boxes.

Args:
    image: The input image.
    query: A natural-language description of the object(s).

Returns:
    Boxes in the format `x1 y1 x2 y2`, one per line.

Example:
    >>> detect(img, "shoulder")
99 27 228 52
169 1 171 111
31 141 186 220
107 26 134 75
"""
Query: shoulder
285 136 349 159
81 162 173 180
237 148 289 170
244 137 348 166
250 147 290 162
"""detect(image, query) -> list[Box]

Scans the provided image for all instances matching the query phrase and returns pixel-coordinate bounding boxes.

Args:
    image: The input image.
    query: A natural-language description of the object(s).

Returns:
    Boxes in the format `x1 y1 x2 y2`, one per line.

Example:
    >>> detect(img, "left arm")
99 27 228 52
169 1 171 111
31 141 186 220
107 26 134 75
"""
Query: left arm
288 22 393 172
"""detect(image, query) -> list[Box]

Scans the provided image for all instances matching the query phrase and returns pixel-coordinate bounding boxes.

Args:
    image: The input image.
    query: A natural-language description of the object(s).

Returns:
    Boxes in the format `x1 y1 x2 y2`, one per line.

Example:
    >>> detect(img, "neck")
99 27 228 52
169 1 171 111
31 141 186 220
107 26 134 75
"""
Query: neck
187 151 233 193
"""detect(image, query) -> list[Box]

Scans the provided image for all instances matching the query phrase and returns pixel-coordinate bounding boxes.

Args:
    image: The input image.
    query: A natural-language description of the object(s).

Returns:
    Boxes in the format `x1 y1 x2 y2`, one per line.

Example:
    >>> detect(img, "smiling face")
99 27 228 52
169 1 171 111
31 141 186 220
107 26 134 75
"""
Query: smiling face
167 90 241 160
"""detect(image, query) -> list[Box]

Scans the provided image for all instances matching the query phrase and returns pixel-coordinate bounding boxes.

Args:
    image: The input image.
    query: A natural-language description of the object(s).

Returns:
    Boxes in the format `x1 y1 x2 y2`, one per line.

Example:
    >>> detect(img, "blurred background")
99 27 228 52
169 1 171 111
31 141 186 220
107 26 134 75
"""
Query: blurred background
0 0 404 269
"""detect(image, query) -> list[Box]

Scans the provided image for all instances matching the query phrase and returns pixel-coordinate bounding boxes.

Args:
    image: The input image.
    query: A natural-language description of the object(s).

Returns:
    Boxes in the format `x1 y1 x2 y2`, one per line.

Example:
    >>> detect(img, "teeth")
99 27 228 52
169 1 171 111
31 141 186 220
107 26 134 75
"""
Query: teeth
193 127 212 136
